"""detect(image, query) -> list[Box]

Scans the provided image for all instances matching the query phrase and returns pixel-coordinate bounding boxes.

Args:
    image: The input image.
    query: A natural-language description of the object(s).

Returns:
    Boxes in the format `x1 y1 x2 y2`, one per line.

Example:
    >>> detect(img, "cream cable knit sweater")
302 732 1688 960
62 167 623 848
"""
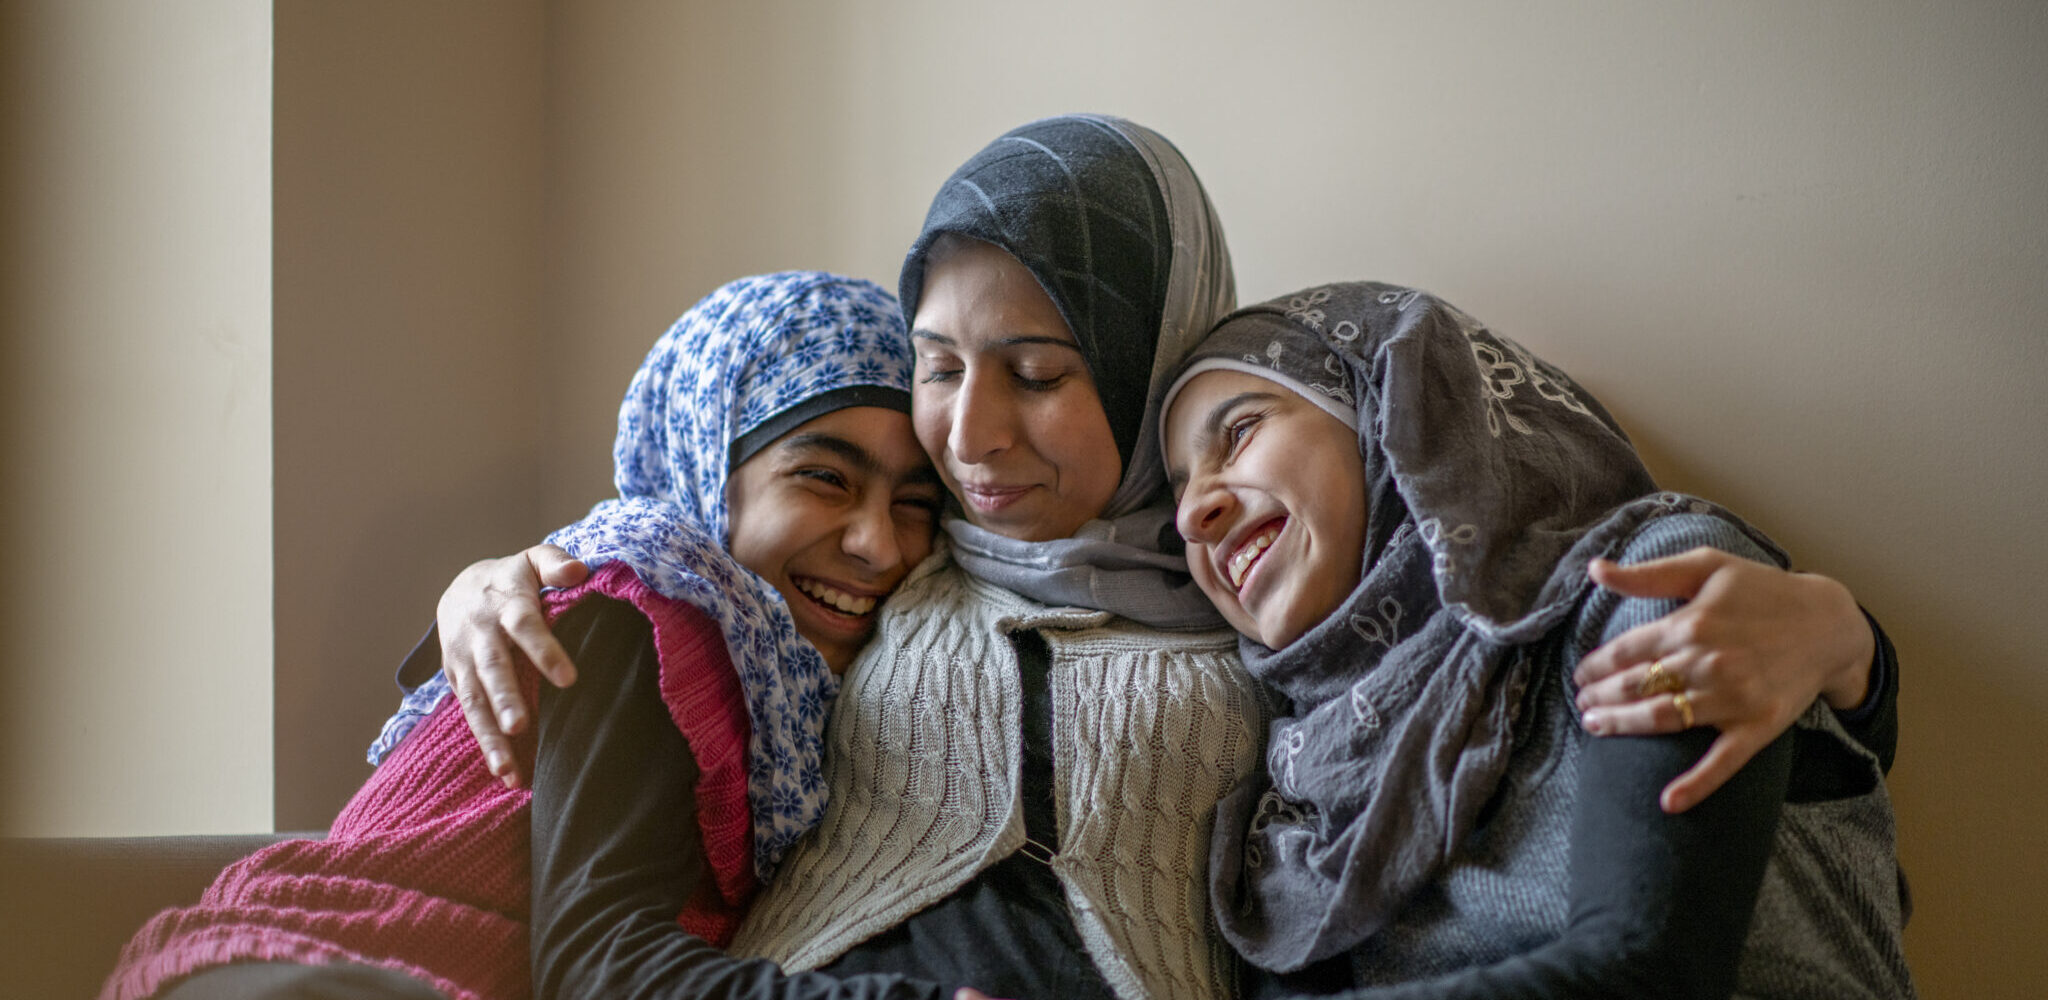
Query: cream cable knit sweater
730 553 1267 1000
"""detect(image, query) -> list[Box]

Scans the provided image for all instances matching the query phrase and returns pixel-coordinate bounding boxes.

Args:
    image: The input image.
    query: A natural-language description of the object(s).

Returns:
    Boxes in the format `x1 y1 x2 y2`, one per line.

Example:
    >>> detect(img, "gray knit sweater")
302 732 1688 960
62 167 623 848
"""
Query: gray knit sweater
730 552 1269 1000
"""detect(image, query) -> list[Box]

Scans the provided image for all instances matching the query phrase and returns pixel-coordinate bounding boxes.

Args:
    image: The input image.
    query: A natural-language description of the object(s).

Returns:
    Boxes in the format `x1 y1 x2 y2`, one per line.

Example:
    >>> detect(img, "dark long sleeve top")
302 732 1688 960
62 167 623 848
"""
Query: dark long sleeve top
1255 515 1911 1000
528 596 941 1000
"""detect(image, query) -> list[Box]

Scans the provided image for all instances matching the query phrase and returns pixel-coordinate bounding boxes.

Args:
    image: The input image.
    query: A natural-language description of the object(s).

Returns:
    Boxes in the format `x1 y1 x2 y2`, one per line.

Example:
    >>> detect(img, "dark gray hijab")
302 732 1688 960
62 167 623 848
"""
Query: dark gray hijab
1194 282 1785 971
901 114 1237 627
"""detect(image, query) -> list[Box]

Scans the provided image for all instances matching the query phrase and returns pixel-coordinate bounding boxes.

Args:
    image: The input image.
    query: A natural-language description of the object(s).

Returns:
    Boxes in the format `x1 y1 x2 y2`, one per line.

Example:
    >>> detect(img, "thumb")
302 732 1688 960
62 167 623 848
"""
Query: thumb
1588 547 1728 602
528 544 590 589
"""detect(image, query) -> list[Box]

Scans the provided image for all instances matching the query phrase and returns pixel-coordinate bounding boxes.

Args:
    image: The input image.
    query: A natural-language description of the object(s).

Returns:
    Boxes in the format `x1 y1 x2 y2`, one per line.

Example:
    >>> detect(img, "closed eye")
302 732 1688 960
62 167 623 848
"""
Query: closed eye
1012 371 1066 391
895 494 941 516
795 467 850 492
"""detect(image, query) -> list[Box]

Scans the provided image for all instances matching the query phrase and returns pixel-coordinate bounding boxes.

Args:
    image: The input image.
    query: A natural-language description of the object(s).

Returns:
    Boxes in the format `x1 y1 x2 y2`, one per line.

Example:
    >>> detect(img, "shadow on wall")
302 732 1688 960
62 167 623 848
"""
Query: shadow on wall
1627 417 2048 999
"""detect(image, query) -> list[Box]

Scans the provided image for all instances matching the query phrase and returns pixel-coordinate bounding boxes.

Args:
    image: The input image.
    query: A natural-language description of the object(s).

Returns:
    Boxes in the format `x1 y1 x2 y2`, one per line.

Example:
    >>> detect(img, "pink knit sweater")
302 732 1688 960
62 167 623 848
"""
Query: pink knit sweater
101 564 756 1000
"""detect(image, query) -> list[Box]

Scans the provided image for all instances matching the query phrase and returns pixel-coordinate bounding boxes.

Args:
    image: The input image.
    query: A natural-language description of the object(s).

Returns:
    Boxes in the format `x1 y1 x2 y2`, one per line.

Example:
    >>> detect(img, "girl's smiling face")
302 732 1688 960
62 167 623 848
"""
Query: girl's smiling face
1166 368 1367 649
726 405 944 671
909 235 1124 542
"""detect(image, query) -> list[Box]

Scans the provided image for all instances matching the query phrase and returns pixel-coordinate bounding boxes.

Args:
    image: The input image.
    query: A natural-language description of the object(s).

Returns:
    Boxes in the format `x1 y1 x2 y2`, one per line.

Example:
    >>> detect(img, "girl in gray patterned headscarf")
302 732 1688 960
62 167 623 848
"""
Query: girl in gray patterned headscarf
1161 282 1914 999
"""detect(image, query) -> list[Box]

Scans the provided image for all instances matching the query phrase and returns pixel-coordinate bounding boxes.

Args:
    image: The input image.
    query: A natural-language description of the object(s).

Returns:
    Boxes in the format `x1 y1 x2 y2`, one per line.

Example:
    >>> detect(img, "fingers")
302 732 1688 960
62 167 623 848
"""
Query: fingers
526 543 590 589
436 550 565 788
475 630 536 736
1572 612 1687 688
1660 727 1772 813
1579 685 1711 737
502 597 578 690
1586 547 1733 601
450 656 522 788
1575 655 1688 713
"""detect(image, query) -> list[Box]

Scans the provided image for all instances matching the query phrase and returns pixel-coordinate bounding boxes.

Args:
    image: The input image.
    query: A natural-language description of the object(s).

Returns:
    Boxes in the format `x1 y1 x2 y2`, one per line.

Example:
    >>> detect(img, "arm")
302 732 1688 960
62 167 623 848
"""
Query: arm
1340 520 1795 1000
1339 730 1790 1000
1570 551 1897 811
530 595 943 1000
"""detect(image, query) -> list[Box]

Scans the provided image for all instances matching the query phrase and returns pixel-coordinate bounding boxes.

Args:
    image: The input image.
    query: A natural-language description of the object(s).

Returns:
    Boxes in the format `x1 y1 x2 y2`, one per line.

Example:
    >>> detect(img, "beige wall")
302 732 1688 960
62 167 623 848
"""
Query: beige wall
541 3 2045 997
0 1 273 836
271 0 551 828
7 0 2037 994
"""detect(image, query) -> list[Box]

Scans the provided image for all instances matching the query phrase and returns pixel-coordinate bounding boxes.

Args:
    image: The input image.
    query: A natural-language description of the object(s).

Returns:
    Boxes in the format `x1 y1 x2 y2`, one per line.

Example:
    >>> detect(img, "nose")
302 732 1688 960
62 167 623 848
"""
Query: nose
947 370 1013 465
840 495 904 573
1175 473 1237 547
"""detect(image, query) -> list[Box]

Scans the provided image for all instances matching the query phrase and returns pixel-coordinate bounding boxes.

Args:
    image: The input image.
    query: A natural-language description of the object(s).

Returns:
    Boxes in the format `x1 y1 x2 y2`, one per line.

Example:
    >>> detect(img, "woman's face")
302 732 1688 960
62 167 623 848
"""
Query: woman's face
910 237 1123 542
1165 369 1366 649
726 405 944 671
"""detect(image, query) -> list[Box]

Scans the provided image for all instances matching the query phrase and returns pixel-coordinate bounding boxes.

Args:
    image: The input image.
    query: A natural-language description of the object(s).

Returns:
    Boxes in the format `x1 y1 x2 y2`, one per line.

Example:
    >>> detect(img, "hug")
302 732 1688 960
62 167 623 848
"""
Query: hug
101 115 1911 999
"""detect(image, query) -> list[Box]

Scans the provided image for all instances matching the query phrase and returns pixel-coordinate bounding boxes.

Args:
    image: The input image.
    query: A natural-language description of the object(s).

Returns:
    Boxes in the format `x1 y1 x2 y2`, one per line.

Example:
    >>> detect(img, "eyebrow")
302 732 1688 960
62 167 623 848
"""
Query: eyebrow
1167 390 1284 495
910 329 1085 354
777 431 943 488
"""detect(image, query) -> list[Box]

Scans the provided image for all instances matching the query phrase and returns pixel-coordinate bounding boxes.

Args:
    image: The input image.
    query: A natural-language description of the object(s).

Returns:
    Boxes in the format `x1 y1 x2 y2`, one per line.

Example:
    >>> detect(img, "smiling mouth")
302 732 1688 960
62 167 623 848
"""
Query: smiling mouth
792 576 879 618
1227 518 1285 591
959 483 1034 513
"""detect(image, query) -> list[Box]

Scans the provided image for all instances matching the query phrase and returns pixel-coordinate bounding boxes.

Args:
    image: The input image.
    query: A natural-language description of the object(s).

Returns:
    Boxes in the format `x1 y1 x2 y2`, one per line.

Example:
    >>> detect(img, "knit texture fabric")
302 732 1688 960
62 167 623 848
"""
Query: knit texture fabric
729 554 1267 1000
102 565 753 1000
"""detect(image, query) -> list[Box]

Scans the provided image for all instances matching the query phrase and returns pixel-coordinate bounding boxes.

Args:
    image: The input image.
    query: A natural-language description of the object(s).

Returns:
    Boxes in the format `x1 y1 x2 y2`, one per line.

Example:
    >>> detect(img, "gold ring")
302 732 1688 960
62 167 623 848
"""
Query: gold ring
1639 658 1685 696
1671 691 1696 728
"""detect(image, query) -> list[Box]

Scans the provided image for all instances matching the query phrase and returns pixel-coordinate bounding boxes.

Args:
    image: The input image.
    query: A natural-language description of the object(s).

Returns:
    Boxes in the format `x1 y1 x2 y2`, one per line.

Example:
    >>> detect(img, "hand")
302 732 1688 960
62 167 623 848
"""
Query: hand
954 990 1015 1000
1571 547 1875 813
439 544 590 787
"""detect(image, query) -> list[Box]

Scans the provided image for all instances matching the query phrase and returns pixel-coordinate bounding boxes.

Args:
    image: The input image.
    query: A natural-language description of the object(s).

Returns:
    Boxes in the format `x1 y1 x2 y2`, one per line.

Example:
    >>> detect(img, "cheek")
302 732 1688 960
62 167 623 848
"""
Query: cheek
1185 545 1225 604
1037 391 1121 487
724 515 776 583
911 389 950 462
1188 545 1255 629
899 521 937 568
726 489 812 584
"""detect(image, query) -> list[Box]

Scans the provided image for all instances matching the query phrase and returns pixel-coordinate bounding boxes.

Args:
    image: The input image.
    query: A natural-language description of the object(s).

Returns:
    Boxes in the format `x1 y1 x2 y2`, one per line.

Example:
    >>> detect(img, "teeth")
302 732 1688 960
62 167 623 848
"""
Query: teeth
796 578 876 616
1228 527 1281 590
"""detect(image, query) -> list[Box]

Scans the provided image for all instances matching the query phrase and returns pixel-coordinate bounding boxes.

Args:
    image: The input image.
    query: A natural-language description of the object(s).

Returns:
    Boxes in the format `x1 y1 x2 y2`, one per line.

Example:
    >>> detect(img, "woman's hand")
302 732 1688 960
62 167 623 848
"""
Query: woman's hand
1571 547 1875 813
439 543 590 787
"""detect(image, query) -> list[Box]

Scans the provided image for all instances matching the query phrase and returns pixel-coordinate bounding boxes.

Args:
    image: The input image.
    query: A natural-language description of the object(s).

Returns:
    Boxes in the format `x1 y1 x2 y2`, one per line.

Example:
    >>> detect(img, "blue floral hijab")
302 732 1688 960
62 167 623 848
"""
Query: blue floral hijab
372 271 913 875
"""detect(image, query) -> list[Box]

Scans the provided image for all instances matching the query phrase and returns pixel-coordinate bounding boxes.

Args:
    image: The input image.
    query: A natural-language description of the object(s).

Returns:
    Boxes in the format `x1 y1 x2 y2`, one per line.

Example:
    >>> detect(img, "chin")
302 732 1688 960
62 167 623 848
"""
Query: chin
1249 603 1320 651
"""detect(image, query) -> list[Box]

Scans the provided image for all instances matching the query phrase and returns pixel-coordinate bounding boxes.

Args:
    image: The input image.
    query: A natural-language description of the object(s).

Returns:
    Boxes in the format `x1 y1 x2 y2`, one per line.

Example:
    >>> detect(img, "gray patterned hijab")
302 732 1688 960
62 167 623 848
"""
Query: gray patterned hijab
900 114 1236 628
1196 282 1784 971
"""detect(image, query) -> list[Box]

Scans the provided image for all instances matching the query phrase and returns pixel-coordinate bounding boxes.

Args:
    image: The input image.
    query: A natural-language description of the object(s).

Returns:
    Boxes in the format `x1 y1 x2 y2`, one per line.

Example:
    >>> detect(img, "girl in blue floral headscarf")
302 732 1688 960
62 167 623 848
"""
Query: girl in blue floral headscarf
110 271 943 1000
375 270 929 873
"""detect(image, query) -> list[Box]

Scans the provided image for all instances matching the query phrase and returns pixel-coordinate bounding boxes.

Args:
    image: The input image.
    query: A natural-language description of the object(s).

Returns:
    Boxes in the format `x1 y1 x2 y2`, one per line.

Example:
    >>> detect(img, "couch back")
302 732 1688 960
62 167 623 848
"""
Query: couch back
0 834 313 999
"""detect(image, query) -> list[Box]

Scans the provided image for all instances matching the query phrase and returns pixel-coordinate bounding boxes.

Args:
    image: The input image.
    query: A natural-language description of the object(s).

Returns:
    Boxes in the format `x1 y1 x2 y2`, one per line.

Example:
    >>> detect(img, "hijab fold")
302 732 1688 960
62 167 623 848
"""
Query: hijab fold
901 114 1236 627
1199 282 1786 971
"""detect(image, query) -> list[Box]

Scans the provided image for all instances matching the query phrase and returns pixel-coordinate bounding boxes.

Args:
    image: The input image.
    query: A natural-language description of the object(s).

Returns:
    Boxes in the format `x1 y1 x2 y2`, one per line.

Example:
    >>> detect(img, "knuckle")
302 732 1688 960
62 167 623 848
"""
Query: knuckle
1691 652 1723 684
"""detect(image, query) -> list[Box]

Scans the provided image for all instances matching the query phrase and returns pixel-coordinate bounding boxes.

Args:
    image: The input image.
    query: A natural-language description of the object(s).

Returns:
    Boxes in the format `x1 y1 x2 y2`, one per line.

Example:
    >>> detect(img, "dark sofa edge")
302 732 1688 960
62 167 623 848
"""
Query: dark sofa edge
0 832 318 999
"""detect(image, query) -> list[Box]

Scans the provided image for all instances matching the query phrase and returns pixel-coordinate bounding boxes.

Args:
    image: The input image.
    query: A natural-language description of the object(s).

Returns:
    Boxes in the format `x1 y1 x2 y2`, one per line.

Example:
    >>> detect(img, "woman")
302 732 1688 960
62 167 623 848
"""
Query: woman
431 116 1896 999
101 272 943 1000
1162 282 1911 998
